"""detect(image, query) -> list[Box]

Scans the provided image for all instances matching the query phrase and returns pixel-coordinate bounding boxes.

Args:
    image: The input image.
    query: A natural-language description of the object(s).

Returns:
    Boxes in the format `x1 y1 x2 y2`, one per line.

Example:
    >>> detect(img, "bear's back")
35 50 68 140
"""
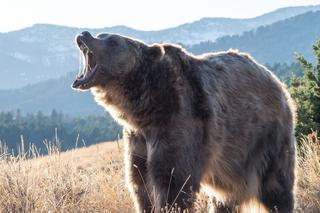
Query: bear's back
196 50 293 125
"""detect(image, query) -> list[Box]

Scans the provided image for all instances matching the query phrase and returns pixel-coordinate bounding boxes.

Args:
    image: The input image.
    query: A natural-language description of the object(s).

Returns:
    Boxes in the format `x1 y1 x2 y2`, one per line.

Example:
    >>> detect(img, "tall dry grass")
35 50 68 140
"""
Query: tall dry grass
0 134 318 212
295 132 320 213
0 139 134 212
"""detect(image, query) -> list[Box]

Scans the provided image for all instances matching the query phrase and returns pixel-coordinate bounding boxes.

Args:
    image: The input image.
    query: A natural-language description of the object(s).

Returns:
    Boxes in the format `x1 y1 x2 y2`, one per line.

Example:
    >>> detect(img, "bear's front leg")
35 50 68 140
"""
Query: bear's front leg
147 133 202 213
124 130 152 212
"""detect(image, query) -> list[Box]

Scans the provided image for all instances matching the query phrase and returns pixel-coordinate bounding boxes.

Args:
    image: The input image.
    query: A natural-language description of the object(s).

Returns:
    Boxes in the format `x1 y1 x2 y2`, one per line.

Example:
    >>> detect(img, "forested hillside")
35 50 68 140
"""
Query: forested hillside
188 11 320 63
0 110 120 152
0 73 103 116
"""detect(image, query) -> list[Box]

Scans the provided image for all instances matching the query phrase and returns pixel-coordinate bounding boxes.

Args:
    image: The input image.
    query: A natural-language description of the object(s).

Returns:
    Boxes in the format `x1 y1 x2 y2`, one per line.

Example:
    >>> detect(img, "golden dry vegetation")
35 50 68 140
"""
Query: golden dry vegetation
0 134 319 213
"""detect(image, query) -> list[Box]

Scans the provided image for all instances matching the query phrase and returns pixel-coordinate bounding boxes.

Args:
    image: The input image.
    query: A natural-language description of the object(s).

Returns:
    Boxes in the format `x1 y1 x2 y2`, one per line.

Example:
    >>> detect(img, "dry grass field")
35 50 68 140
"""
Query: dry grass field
0 133 319 213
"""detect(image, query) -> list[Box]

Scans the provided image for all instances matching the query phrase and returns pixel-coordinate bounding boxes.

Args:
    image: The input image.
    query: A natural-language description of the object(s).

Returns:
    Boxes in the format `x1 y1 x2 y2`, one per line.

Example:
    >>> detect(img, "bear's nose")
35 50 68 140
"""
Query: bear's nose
81 31 92 38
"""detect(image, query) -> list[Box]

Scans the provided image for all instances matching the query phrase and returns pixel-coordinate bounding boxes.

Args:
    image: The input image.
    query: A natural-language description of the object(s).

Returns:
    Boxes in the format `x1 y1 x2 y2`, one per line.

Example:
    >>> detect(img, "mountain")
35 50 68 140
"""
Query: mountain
0 72 104 116
170 5 320 44
188 11 320 64
0 25 80 89
0 5 319 89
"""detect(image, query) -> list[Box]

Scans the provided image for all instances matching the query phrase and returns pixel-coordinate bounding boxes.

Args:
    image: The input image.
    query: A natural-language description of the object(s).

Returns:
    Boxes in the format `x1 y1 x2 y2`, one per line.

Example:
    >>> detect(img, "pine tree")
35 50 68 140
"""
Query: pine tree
290 40 320 137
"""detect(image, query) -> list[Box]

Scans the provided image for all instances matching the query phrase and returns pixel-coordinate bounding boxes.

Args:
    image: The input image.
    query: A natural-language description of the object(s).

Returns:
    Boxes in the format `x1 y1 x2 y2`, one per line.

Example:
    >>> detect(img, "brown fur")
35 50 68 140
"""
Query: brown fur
73 31 296 213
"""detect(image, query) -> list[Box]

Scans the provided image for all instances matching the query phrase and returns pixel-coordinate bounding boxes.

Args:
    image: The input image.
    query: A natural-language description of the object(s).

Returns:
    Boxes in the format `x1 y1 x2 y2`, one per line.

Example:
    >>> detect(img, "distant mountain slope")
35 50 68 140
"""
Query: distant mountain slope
0 25 80 89
0 73 104 116
173 4 320 44
0 5 319 89
188 11 320 64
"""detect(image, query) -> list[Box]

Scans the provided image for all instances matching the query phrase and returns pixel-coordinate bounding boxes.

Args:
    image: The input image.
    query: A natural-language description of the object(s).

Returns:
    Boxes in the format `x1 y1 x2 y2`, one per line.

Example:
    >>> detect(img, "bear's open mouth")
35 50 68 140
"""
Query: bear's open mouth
72 37 98 89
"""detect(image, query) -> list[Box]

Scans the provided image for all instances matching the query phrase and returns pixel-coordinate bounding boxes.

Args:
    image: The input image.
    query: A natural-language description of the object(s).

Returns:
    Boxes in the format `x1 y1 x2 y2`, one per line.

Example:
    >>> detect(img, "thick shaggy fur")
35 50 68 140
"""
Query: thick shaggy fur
75 32 296 213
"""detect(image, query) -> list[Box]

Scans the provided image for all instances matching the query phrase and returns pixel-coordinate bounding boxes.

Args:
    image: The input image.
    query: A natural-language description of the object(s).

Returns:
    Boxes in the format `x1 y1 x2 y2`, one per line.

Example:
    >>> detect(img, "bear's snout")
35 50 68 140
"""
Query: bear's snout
76 31 95 51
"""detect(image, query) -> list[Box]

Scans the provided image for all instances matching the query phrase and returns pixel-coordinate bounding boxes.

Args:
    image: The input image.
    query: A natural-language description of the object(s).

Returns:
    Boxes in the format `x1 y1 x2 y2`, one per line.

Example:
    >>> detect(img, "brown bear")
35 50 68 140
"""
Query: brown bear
72 31 296 213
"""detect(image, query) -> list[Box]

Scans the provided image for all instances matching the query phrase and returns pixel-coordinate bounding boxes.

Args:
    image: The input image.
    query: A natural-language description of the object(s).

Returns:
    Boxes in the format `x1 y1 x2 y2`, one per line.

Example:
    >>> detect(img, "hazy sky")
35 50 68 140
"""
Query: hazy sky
0 0 319 32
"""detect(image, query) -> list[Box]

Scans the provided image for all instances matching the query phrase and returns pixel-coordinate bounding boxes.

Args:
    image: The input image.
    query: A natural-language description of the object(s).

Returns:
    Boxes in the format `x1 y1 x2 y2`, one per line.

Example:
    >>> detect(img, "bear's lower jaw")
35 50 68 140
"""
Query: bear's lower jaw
71 82 91 91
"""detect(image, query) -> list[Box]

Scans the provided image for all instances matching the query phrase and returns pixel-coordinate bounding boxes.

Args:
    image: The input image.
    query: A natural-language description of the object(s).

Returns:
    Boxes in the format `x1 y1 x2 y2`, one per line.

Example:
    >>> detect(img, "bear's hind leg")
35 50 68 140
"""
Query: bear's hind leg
258 124 295 213
260 180 294 213
259 149 295 212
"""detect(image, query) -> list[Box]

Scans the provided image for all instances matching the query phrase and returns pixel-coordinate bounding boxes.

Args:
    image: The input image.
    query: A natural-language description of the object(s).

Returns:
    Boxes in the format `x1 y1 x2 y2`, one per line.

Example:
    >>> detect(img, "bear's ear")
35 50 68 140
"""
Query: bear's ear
147 44 165 60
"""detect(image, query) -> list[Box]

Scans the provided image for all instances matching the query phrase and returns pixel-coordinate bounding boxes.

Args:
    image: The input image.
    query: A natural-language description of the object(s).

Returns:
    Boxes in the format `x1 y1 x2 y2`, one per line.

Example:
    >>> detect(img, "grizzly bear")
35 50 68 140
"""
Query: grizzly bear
72 31 296 213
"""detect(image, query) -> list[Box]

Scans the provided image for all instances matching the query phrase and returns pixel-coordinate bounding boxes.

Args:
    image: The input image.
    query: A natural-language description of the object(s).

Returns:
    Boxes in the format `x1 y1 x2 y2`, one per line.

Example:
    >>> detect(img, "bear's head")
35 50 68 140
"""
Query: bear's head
72 31 164 90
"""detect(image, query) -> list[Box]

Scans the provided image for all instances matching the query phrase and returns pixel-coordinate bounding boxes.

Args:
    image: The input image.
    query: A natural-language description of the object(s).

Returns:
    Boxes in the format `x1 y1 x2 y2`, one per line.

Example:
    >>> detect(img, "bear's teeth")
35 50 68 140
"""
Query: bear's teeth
77 73 84 79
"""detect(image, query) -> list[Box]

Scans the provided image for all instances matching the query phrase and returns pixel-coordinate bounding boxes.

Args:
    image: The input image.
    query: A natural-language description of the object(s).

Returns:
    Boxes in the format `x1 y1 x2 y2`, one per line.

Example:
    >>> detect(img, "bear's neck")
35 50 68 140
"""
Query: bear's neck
93 58 181 130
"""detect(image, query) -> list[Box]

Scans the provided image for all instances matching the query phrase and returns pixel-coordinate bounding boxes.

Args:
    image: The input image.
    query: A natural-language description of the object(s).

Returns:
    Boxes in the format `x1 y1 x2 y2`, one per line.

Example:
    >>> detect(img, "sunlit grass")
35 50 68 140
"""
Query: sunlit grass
0 133 318 212
296 132 320 212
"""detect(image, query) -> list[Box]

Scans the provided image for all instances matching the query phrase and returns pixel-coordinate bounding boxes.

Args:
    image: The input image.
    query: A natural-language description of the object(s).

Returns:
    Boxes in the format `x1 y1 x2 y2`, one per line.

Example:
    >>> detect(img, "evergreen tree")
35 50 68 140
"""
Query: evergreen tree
290 40 320 137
